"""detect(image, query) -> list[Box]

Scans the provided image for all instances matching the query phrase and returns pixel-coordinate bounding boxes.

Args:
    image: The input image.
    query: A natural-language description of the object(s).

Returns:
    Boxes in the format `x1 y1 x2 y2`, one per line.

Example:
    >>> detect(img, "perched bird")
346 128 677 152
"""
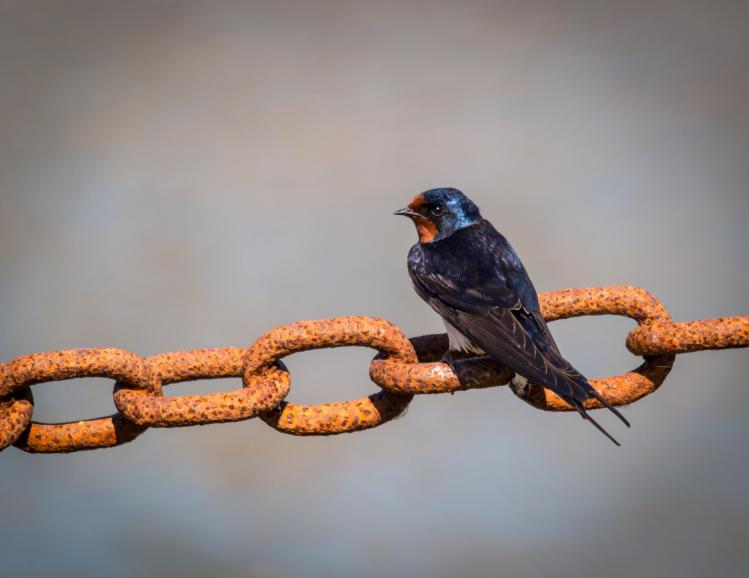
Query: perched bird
395 187 629 445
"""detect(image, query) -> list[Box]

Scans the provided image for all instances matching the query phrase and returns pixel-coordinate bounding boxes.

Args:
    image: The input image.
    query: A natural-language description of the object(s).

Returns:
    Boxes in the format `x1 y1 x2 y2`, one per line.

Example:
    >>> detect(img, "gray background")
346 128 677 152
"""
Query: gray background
1 1 748 577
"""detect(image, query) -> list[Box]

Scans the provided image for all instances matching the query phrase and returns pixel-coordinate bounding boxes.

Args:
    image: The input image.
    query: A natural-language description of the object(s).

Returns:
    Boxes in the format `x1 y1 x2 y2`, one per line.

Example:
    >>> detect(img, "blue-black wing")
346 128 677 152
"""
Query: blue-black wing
408 220 628 443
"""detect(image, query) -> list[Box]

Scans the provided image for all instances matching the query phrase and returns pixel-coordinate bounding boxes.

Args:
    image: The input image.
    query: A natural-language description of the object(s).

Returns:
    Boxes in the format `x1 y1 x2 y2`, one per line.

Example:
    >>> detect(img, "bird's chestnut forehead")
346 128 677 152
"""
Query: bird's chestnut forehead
408 193 427 210
405 193 438 242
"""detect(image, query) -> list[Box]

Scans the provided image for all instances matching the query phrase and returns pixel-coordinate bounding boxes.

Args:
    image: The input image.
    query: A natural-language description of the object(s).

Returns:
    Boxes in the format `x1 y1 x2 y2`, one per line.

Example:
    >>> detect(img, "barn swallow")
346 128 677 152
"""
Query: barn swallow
395 188 629 445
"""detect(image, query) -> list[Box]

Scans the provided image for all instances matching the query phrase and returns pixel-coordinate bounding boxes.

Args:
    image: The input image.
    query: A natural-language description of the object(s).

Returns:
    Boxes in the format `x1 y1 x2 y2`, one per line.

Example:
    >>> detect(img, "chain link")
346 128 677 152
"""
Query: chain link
1 285 746 453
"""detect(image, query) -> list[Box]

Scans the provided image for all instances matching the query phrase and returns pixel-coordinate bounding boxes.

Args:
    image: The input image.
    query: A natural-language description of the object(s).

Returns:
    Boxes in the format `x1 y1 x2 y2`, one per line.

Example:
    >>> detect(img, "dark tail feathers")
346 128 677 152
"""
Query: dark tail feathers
563 380 630 446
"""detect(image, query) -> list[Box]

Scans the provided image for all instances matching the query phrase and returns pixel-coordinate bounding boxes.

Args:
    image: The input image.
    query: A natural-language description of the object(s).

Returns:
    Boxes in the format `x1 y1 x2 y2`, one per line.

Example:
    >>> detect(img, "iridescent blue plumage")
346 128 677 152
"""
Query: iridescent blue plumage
413 188 481 239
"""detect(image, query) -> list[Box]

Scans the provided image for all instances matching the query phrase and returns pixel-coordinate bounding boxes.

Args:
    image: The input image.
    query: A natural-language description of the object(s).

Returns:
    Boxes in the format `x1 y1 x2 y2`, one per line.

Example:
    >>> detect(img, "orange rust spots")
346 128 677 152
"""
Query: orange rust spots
114 348 290 427
14 414 147 453
0 392 33 450
627 316 749 355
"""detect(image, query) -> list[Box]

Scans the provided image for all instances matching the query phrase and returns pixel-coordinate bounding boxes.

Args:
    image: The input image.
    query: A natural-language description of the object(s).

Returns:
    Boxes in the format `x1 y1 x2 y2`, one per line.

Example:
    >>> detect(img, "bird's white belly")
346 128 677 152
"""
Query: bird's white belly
443 320 486 355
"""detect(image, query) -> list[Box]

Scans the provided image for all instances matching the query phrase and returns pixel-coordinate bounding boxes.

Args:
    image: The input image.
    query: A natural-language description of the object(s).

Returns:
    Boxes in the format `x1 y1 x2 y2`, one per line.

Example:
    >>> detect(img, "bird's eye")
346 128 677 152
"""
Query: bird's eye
430 205 445 217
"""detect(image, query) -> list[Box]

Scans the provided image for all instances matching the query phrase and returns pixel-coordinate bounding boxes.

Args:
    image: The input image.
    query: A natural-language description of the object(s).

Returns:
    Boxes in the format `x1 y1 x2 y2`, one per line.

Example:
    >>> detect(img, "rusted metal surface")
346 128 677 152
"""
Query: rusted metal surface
147 348 247 384
243 317 418 373
114 348 291 427
0 391 34 449
0 348 155 453
0 348 156 397
245 317 417 434
260 392 413 435
0 286 747 453
538 285 671 323
15 414 147 454
627 316 749 355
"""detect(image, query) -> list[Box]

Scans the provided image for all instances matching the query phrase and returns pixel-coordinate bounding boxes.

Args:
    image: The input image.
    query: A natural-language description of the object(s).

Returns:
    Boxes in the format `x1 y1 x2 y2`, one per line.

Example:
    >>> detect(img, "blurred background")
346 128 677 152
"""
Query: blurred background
1 1 748 577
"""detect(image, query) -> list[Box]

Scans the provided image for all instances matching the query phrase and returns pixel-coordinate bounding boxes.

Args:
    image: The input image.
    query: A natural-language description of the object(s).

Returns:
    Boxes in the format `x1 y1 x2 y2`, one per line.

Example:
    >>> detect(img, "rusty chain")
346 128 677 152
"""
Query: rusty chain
0 285 746 453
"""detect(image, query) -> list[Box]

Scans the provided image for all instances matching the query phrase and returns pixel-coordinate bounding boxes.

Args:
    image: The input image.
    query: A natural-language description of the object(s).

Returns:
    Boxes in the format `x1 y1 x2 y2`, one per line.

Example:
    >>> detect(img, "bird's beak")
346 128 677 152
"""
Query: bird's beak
394 207 419 218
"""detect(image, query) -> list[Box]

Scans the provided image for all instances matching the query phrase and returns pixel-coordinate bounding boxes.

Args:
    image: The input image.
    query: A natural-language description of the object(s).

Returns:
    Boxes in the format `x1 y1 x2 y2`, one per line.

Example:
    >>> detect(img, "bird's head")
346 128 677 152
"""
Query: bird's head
394 188 482 243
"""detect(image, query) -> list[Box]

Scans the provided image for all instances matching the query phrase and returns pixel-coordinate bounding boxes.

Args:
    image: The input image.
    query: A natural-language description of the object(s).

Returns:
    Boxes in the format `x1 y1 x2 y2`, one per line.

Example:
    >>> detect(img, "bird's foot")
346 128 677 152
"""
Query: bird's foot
440 351 460 394
440 351 496 394
440 350 458 373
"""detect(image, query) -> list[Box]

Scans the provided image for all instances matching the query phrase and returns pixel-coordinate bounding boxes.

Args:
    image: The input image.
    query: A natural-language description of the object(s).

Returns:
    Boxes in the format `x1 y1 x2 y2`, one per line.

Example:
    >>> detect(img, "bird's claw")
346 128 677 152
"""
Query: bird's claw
440 350 460 377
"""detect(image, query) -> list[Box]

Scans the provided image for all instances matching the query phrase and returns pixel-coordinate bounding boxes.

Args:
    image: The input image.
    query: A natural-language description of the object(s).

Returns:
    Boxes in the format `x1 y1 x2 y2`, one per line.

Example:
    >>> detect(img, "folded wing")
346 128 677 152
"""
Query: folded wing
409 269 629 444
